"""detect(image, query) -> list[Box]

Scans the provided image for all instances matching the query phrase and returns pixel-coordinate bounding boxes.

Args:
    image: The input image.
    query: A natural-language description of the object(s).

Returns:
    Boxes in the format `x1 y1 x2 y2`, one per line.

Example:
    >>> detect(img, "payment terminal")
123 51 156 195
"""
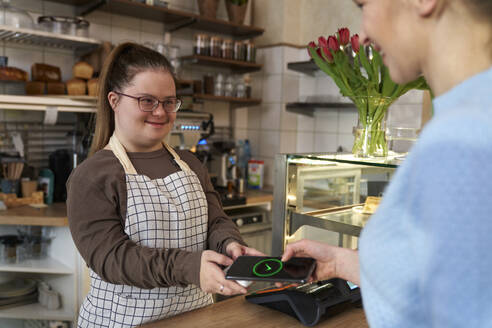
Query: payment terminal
245 278 361 326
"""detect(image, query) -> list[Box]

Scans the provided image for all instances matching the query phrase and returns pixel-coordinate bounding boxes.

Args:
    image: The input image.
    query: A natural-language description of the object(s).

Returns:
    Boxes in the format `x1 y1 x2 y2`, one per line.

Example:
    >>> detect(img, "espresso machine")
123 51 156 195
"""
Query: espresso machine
166 111 213 150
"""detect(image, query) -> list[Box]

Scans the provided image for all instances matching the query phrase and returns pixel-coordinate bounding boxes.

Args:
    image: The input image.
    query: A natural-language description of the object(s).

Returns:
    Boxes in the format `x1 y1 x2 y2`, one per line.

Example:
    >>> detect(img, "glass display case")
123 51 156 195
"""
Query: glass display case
272 153 401 255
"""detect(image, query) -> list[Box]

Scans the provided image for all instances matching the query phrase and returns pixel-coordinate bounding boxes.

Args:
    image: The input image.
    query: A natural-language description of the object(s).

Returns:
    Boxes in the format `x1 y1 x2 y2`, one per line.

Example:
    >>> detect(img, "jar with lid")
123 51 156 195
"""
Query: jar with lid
244 74 252 98
214 73 224 97
203 74 214 95
224 76 234 97
221 39 234 60
235 76 246 98
194 34 210 56
234 41 245 61
210 36 222 57
244 41 256 63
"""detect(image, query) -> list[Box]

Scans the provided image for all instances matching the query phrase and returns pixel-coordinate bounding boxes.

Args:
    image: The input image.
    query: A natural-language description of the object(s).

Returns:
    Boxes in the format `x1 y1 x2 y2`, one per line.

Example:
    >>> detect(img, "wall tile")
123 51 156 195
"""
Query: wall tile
111 14 140 29
314 133 338 152
14 0 42 14
43 0 74 16
314 110 338 133
140 20 165 35
111 26 140 45
260 104 281 130
279 131 297 153
89 23 111 42
282 74 299 103
262 157 274 188
44 51 74 81
140 32 165 45
297 114 314 132
280 106 298 131
262 47 283 75
262 75 282 103
247 129 260 157
259 130 280 158
299 75 317 99
84 9 111 25
250 77 263 99
395 89 424 105
233 107 248 129
338 133 355 153
234 128 248 141
283 46 304 75
296 132 315 153
387 104 422 128
247 106 261 130
338 108 358 134
203 102 229 126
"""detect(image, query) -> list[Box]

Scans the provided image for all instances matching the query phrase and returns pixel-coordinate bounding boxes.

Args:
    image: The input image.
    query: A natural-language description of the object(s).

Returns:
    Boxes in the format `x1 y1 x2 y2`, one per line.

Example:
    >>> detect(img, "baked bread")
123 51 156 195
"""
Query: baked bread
0 67 28 81
31 63 61 82
362 196 381 214
66 78 86 96
46 82 66 95
87 78 98 97
73 61 94 80
25 81 46 95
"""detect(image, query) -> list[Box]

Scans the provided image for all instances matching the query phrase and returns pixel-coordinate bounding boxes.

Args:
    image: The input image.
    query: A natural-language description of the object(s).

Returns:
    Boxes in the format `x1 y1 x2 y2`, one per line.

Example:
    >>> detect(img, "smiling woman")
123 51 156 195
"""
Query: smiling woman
66 43 264 328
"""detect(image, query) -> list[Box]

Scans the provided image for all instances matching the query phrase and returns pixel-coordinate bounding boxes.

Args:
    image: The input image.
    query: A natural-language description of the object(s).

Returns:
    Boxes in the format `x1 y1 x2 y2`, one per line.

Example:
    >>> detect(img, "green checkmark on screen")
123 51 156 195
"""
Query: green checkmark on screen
253 259 283 277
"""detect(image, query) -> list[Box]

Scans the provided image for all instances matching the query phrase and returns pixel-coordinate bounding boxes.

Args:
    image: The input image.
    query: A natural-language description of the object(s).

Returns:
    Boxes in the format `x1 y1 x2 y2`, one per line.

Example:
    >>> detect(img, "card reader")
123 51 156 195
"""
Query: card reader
245 278 361 326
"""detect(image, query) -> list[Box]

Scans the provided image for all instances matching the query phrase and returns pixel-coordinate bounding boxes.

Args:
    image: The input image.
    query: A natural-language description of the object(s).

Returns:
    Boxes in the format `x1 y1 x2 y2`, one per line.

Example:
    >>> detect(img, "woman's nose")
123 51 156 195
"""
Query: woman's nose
152 103 167 116
358 30 372 46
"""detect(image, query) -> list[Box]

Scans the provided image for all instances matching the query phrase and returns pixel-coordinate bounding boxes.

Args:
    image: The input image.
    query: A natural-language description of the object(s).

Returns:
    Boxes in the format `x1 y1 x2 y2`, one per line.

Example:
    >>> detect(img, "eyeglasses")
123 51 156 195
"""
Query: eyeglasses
114 91 182 113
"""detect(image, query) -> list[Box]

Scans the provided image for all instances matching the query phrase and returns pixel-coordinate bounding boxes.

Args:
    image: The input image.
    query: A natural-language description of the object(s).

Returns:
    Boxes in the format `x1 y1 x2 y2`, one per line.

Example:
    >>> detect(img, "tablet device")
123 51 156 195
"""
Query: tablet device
225 256 316 284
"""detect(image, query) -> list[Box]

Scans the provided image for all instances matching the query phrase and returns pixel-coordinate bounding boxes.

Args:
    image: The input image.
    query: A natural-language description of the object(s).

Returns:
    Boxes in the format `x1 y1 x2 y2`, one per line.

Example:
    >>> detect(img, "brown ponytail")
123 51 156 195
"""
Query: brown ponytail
89 42 176 156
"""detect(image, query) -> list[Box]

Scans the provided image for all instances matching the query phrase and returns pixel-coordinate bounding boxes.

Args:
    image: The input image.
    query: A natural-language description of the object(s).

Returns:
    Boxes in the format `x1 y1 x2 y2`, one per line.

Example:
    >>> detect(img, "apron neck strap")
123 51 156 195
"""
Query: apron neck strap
108 134 191 174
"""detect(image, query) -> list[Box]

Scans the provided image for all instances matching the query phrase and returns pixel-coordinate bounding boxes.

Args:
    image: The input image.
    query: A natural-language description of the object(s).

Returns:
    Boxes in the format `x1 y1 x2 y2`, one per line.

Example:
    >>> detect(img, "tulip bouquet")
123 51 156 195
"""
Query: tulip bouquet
308 27 428 157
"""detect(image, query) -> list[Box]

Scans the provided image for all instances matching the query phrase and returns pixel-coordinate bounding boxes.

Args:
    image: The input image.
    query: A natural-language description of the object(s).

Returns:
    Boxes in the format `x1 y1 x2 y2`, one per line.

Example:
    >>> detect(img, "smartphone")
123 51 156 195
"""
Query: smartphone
225 256 316 284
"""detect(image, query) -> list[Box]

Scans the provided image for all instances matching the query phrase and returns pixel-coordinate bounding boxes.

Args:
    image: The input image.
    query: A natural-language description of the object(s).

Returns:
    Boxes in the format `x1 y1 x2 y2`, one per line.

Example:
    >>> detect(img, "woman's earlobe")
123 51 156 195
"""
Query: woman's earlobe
107 91 119 111
416 0 439 17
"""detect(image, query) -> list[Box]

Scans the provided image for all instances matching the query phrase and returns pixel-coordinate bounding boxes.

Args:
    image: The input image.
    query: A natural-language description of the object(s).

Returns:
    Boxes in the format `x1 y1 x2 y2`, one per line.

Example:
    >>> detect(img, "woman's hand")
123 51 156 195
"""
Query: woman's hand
225 241 265 260
282 239 360 285
199 250 247 296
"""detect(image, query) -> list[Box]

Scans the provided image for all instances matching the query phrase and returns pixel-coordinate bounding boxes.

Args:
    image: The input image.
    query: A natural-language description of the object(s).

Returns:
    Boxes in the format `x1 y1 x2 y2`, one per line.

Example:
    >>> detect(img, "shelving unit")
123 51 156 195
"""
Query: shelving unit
48 0 264 39
0 257 73 274
0 95 96 113
0 303 74 321
287 60 319 76
193 94 261 106
286 101 355 117
0 24 101 56
181 55 262 73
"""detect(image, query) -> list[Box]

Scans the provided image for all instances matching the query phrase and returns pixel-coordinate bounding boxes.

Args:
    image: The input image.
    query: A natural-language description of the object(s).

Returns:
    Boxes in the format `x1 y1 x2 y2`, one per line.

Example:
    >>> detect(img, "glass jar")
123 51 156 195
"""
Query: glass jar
244 41 256 63
203 74 214 94
224 76 234 97
214 73 224 96
210 36 222 57
233 41 245 61
235 76 246 98
194 34 210 56
0 0 34 29
221 39 234 60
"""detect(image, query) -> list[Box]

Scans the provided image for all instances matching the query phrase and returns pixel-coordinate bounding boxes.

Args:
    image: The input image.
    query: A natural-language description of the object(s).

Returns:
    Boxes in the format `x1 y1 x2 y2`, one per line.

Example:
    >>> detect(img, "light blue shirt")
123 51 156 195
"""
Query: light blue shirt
359 66 492 327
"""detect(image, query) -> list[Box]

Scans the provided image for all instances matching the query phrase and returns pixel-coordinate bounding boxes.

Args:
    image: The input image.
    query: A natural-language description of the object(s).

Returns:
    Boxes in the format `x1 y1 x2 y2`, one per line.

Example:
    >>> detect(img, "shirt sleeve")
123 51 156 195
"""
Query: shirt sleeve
408 125 492 327
66 155 203 289
180 151 247 254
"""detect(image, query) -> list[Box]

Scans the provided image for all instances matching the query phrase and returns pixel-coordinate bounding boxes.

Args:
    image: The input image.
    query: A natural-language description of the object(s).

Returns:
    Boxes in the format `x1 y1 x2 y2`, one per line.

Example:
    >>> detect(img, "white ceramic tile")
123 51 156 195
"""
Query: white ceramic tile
111 14 140 29
259 130 280 158
5 47 43 80
279 131 297 153
44 51 74 81
247 129 260 157
255 48 266 68
262 75 282 104
89 23 111 42
247 106 261 130
296 132 315 153
233 107 248 129
282 75 299 103
314 133 338 152
314 110 338 133
299 75 317 99
395 89 424 105
260 104 281 130
262 157 274 189
203 102 229 126
387 104 422 128
250 77 263 99
297 114 315 132
283 46 303 74
338 133 355 153
140 20 165 35
298 47 311 62
262 47 283 75
315 76 341 101
111 26 140 45
234 128 248 141
43 1 74 16
84 9 111 25
13 0 42 14
280 106 297 131
140 32 165 46
338 108 358 134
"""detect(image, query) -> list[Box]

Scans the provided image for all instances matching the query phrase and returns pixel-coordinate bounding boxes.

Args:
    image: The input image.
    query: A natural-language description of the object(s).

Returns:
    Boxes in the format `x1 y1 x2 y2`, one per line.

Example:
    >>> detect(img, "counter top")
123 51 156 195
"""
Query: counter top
141 296 368 328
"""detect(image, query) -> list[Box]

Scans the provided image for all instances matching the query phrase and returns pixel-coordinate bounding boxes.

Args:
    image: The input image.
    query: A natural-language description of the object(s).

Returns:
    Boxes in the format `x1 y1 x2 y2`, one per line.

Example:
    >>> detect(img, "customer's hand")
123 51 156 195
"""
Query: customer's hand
281 239 339 282
199 250 247 296
226 241 265 260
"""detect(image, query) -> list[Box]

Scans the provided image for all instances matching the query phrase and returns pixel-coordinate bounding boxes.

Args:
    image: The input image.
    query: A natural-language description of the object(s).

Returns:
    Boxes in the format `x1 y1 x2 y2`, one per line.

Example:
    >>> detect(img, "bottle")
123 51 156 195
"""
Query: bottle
243 139 251 180
236 140 246 178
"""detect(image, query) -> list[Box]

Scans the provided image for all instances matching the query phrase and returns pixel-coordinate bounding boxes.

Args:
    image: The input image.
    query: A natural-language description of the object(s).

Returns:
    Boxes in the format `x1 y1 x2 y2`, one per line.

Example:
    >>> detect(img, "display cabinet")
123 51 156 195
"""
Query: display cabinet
272 153 401 255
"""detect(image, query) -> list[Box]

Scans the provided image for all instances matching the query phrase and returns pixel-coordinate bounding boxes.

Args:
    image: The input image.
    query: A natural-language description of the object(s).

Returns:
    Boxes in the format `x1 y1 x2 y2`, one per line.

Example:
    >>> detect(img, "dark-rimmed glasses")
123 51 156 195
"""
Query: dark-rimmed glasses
114 91 182 113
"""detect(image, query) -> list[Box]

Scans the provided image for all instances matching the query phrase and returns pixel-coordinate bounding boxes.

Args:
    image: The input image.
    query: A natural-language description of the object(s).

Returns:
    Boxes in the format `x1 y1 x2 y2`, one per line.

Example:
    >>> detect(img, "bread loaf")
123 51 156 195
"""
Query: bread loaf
46 82 66 95
73 61 94 80
25 81 46 95
362 196 381 214
0 67 28 81
87 78 98 97
31 63 61 82
66 78 86 96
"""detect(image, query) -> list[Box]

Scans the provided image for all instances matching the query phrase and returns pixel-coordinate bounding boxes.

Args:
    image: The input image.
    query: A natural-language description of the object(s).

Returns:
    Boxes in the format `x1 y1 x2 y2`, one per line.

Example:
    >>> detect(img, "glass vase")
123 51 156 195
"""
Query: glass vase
351 96 392 158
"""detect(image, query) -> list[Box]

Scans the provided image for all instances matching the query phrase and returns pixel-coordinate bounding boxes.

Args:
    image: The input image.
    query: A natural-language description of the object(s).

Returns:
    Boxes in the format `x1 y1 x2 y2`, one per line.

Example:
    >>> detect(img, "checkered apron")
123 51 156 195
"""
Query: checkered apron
77 135 213 328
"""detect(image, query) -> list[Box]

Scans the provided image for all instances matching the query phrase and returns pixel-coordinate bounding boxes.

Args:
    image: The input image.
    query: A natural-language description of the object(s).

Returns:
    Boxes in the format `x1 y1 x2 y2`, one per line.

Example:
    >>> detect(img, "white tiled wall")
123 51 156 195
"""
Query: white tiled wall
238 45 424 187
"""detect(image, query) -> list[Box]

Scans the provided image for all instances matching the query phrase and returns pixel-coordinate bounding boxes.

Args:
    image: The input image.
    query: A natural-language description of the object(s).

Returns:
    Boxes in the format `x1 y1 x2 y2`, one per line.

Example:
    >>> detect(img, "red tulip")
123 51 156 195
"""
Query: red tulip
338 28 350 46
318 36 328 48
328 36 340 53
307 41 316 57
351 34 360 53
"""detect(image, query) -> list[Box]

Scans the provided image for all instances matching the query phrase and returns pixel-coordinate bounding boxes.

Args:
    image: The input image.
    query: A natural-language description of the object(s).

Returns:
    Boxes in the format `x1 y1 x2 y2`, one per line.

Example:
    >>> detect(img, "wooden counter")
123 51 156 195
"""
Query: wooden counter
0 202 68 226
141 296 368 328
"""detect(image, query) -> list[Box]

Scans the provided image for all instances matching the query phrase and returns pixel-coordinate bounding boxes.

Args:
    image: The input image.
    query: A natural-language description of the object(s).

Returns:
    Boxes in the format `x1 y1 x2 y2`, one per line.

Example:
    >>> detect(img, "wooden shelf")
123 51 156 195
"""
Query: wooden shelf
0 95 96 113
286 102 356 117
49 0 264 39
0 24 101 55
194 94 261 106
0 203 68 227
181 55 262 73
0 256 73 274
0 302 74 321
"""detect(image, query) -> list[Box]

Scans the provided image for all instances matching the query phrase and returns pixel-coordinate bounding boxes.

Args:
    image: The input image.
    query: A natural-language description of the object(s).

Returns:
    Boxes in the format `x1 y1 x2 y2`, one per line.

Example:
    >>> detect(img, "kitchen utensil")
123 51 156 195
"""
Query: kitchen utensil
38 16 89 36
